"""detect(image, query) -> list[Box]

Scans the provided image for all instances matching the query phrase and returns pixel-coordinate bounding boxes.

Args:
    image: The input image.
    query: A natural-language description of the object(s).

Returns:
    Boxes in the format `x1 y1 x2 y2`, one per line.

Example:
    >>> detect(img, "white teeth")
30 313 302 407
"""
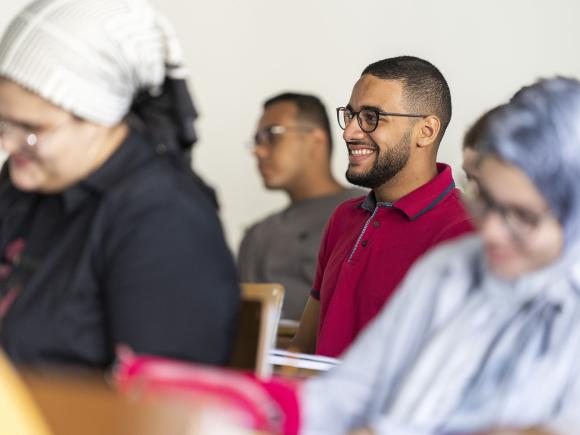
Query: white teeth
351 149 374 156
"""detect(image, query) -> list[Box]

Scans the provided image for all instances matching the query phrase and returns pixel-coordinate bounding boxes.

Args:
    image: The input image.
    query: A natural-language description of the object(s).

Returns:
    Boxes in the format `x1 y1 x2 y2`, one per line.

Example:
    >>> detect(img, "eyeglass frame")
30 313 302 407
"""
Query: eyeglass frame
251 124 314 148
336 106 427 134
465 180 555 243
0 117 77 154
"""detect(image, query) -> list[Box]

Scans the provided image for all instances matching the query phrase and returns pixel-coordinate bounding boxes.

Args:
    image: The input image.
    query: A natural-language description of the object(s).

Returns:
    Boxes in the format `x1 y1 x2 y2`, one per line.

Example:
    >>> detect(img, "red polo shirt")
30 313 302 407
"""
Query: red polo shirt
312 163 474 357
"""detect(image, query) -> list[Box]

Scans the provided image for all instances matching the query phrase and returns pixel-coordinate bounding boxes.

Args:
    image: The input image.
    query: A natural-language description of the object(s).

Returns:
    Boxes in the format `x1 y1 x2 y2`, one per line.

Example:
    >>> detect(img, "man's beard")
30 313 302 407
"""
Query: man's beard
346 130 412 189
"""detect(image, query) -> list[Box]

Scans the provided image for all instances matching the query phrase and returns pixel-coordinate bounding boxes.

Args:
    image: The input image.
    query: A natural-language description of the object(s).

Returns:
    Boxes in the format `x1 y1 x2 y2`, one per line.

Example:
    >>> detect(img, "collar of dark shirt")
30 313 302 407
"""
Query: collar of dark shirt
359 163 456 221
60 125 158 214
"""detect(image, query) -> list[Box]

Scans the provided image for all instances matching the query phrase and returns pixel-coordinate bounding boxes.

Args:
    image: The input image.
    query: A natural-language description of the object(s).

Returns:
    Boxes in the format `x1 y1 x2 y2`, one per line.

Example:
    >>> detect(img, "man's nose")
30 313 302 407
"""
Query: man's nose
253 142 269 159
343 115 366 142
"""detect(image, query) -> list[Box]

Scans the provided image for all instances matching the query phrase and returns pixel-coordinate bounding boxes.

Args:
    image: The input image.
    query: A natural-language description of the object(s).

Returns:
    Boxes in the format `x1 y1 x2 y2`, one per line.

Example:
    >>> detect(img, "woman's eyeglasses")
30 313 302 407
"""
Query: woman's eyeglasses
465 181 554 242
0 118 75 154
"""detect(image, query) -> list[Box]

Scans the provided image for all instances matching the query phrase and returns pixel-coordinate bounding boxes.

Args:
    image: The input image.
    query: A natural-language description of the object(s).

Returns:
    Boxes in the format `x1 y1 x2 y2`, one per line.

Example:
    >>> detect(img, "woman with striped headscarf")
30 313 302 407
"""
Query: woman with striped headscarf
0 0 239 368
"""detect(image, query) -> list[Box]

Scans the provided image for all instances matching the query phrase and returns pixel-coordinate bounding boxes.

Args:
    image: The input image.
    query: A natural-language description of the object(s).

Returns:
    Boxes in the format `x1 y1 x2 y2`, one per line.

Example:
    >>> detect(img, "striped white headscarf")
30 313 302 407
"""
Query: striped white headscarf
0 0 187 126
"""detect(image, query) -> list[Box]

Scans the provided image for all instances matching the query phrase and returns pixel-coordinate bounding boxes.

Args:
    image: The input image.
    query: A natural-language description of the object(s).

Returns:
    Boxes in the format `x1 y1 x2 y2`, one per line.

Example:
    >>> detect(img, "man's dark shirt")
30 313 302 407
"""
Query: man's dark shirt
0 125 240 368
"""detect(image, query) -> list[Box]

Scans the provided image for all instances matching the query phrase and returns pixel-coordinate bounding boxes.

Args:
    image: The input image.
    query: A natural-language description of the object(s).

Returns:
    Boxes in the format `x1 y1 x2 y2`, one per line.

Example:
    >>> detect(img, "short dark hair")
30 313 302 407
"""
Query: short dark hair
264 92 333 157
362 56 452 146
463 105 505 150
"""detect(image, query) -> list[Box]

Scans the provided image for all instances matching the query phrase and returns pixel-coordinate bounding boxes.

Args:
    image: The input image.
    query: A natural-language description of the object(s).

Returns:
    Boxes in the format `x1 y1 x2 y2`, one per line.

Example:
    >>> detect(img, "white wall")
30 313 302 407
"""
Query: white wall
2 0 580 253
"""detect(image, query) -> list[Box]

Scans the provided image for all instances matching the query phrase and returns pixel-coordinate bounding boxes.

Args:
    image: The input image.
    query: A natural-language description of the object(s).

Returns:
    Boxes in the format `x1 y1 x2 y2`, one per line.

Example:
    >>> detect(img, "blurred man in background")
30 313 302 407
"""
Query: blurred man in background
239 92 362 321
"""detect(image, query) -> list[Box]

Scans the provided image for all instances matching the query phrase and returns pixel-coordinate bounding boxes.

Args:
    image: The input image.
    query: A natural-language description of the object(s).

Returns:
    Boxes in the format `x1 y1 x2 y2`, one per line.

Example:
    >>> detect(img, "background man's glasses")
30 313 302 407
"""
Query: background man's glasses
252 124 313 148
336 106 426 133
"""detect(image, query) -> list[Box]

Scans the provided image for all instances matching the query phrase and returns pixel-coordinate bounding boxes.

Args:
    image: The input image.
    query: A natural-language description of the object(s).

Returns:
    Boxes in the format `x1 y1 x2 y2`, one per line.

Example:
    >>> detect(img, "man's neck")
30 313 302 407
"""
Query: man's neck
288 176 344 203
373 161 438 203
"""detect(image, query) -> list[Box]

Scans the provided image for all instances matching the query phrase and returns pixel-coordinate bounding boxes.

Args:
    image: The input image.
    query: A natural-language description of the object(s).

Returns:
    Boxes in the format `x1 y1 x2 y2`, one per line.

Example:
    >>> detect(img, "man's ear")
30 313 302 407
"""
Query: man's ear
308 127 330 158
416 115 441 149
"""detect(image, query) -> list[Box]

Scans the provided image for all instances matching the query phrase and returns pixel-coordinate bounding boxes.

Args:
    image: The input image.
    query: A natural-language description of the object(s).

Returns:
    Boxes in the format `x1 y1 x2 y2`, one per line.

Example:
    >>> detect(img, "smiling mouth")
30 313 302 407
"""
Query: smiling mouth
349 148 374 156
347 141 376 155
348 144 376 165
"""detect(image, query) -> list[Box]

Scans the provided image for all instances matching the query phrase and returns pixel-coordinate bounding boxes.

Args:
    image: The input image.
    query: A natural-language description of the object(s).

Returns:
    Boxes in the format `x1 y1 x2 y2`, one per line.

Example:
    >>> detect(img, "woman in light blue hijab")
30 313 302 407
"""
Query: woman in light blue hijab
300 77 580 435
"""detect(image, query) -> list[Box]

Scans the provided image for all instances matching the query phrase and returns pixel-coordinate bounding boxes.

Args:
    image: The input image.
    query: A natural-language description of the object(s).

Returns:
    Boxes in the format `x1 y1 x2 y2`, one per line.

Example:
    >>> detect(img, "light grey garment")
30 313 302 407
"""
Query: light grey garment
302 235 580 435
238 187 364 320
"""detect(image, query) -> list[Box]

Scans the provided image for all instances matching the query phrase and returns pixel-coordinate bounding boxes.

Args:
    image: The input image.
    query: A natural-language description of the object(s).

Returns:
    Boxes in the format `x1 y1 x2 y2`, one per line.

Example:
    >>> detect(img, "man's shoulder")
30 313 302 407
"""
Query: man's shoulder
246 189 367 232
247 208 284 229
429 188 471 222
241 207 287 243
426 188 475 242
301 188 367 225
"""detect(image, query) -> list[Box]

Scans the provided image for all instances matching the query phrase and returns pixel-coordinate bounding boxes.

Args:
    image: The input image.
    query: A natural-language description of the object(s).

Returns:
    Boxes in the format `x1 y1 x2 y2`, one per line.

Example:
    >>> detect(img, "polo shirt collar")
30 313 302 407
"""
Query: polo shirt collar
360 191 392 212
360 163 456 221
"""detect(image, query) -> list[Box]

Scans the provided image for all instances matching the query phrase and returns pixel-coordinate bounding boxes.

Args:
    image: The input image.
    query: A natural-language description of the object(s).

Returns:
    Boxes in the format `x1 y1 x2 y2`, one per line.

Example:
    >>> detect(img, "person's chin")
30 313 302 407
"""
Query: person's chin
262 177 283 191
486 251 525 280
347 162 372 177
346 165 372 183
348 153 376 170
10 177 41 192
9 165 42 192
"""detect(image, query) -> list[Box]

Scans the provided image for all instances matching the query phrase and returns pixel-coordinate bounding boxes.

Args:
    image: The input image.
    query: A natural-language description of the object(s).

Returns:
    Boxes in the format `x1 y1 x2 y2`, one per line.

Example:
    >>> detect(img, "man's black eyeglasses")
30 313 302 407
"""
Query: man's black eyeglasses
336 106 427 133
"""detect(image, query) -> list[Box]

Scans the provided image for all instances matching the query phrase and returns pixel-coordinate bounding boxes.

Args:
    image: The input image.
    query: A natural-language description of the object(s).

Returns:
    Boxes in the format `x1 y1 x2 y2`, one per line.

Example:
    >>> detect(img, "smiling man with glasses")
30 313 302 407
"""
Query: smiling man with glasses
239 92 363 321
292 56 474 357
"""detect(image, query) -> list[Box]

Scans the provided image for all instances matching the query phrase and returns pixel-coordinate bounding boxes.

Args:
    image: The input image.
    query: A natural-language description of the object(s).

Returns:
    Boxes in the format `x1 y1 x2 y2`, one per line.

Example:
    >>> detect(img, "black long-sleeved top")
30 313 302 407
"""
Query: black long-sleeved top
0 125 239 368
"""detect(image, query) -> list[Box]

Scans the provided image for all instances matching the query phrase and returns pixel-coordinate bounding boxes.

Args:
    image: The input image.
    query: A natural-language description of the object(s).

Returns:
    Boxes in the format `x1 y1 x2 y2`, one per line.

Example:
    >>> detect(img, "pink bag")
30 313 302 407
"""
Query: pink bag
114 350 301 435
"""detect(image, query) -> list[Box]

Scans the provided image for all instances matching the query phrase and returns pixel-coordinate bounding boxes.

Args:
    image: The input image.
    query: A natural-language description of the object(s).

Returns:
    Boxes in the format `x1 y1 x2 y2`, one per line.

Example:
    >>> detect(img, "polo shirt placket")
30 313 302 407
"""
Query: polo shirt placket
347 201 393 263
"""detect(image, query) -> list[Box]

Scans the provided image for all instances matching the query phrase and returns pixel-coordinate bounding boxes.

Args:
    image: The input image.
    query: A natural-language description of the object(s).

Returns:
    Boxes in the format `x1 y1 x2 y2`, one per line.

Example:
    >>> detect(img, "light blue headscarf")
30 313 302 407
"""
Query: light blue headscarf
479 77 580 244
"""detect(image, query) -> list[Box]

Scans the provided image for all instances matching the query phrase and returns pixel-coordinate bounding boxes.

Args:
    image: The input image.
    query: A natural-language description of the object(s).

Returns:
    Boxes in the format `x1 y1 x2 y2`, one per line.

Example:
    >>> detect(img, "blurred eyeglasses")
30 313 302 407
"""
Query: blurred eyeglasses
465 180 554 242
336 106 427 133
251 124 313 149
0 120 39 149
0 118 74 154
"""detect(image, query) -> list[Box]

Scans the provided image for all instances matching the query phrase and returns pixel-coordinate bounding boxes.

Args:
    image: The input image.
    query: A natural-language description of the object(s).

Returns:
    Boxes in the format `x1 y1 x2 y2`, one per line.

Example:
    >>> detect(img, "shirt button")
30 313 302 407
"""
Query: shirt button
361 240 368 248
373 221 380 228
